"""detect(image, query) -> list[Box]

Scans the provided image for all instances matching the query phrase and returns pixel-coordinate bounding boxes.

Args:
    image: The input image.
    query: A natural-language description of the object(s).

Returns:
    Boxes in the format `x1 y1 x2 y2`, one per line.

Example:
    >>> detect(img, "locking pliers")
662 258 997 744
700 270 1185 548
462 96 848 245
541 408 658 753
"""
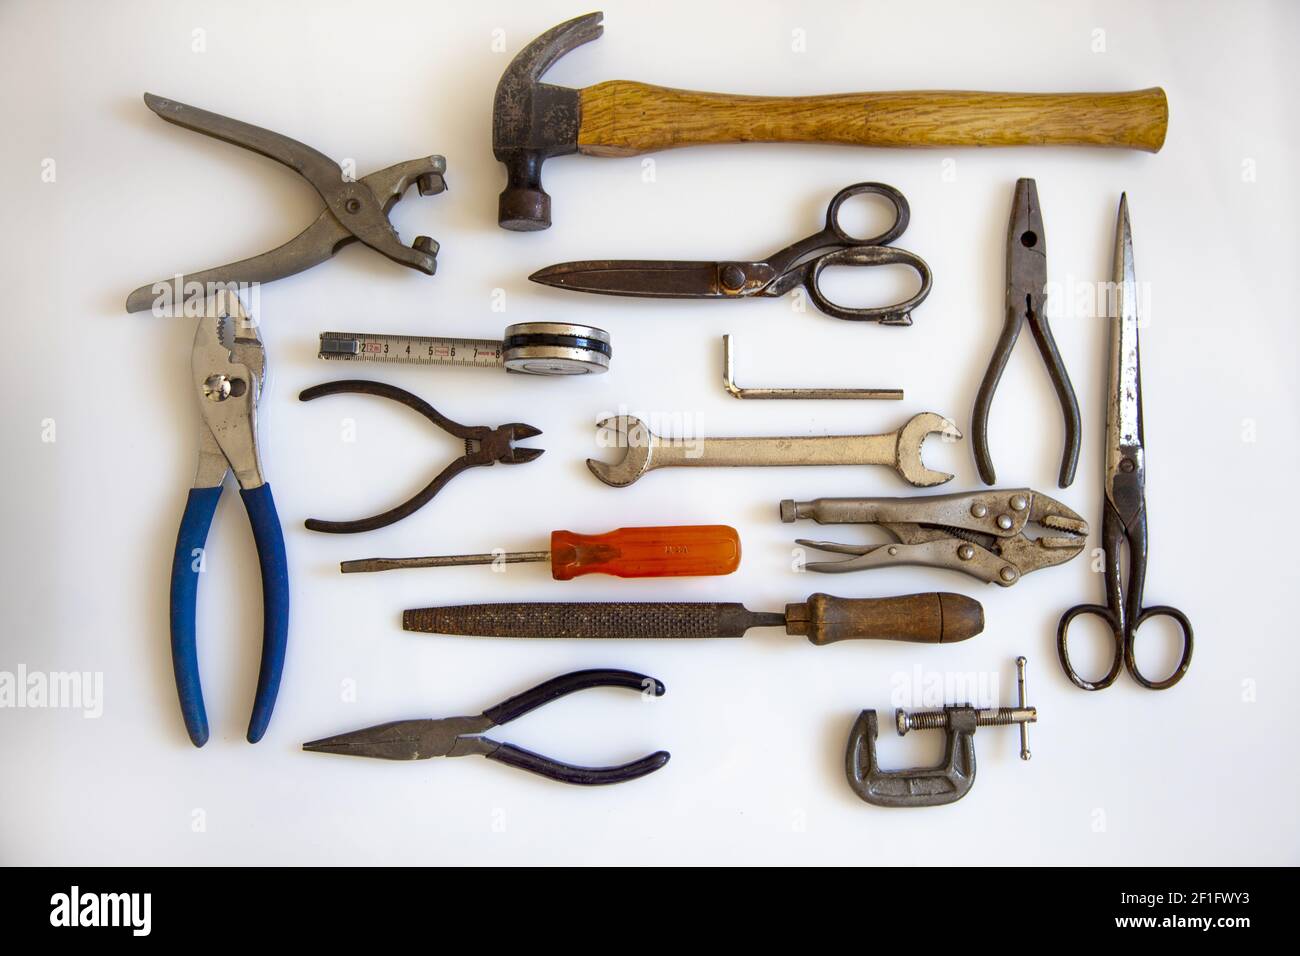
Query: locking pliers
781 488 1087 586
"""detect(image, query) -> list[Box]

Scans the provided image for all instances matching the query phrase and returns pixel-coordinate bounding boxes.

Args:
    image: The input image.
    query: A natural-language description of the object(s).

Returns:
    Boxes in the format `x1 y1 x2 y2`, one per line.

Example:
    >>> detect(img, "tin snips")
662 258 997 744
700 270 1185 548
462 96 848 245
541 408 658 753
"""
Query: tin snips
781 489 1087 586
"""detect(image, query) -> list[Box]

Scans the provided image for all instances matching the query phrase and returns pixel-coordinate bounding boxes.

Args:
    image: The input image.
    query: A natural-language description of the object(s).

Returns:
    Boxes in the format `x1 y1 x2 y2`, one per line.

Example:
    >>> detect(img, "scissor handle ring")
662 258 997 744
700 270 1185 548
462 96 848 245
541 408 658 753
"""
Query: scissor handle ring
825 182 910 247
1126 605 1194 691
1057 603 1125 691
805 245 932 324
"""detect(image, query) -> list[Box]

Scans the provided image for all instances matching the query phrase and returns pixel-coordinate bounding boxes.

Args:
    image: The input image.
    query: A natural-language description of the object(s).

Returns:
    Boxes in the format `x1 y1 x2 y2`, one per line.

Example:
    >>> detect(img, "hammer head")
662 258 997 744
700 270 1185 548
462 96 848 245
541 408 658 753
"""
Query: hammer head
493 12 603 231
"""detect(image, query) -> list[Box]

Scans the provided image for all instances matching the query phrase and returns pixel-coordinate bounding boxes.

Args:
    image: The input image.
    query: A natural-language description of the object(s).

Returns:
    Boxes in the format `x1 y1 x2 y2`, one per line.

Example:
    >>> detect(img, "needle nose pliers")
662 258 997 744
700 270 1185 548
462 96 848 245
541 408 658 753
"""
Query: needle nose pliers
170 295 288 747
303 669 670 785
971 178 1081 488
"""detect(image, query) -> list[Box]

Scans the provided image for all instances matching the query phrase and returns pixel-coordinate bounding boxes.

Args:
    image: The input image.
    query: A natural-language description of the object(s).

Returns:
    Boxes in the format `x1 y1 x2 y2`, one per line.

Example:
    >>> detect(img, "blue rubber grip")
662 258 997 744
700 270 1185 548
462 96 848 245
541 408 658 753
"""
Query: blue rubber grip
170 486 223 747
240 483 289 744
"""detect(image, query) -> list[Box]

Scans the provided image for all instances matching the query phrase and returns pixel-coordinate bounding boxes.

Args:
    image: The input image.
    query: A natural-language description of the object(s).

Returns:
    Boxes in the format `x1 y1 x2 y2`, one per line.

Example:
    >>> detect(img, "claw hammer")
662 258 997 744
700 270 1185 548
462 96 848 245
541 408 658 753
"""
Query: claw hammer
494 12 1168 229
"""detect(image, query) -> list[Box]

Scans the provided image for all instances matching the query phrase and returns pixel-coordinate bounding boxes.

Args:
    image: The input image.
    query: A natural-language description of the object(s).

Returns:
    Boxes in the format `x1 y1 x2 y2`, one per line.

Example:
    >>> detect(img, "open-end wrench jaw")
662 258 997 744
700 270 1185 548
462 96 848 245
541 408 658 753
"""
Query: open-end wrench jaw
586 415 653 487
895 413 960 487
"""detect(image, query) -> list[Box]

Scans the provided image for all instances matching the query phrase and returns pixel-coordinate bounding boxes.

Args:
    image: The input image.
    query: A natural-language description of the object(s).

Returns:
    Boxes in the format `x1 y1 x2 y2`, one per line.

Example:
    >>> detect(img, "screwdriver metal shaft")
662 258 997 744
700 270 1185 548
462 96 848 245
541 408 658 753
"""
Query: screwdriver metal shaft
345 551 551 572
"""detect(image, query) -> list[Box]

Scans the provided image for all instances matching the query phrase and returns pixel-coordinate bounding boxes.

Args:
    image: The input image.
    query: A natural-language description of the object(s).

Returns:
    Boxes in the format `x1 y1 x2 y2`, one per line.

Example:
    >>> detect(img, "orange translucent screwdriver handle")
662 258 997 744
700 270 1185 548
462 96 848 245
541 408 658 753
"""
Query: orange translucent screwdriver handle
549 525 741 580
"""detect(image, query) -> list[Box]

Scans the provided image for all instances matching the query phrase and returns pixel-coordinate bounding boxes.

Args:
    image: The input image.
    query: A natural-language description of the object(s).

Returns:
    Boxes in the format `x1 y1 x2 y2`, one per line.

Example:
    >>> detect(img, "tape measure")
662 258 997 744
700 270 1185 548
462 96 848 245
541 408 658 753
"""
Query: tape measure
319 322 611 376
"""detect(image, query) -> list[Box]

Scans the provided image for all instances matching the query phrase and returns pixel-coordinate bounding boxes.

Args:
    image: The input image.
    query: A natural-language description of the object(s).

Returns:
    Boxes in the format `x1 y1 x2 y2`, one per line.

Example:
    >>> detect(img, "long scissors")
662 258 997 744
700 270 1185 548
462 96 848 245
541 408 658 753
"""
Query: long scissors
1057 194 1192 691
529 182 932 325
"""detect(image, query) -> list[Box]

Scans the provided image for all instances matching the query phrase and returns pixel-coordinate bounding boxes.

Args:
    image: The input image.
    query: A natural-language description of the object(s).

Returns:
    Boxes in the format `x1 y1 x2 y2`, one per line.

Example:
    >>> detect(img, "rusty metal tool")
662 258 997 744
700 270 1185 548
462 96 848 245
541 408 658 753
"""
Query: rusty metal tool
1057 195 1193 691
723 335 902 400
304 669 670 786
782 488 1087 586
847 657 1036 808
494 12 1167 230
298 380 541 533
318 322 612 376
586 412 959 488
403 592 984 646
531 182 932 325
170 294 288 747
126 93 447 313
341 524 741 579
971 179 1081 488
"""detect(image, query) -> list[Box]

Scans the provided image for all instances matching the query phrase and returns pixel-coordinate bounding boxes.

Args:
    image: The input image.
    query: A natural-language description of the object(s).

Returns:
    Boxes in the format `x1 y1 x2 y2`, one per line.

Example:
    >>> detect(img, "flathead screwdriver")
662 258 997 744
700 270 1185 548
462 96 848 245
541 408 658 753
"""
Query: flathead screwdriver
341 525 741 579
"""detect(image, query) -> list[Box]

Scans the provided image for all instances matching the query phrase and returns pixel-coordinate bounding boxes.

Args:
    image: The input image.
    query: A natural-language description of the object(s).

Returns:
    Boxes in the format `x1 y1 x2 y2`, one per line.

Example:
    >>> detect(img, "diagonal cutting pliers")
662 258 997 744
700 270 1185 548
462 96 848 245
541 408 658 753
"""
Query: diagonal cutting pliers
170 294 288 746
125 93 447 313
303 669 670 785
297 379 543 533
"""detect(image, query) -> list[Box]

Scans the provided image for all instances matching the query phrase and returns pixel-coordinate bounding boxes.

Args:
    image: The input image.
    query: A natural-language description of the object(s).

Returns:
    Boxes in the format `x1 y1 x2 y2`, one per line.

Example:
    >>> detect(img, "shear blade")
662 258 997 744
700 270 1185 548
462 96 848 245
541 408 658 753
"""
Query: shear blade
531 261 724 298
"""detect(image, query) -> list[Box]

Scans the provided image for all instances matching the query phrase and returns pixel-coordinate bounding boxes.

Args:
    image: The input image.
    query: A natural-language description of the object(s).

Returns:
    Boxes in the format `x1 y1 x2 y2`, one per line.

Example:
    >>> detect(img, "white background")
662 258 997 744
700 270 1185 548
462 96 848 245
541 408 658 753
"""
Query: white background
3 0 1297 865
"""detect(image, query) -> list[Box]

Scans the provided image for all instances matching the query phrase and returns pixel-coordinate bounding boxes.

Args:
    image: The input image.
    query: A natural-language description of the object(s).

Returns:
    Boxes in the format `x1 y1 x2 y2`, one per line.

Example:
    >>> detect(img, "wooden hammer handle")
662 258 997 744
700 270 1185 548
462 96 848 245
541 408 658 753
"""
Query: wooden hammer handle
577 81 1167 155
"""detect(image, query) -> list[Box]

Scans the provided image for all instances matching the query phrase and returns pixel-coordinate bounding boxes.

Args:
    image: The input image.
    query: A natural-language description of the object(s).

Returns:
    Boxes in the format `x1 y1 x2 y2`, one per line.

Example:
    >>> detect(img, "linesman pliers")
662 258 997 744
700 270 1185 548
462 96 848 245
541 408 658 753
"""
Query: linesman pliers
126 93 447 313
782 488 1087 586
303 669 670 785
170 295 288 746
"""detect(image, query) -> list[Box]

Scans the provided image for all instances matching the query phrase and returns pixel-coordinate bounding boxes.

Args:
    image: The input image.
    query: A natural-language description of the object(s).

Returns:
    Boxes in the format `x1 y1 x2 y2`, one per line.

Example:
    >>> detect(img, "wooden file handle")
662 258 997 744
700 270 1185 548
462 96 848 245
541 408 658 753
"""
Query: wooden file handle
577 82 1167 155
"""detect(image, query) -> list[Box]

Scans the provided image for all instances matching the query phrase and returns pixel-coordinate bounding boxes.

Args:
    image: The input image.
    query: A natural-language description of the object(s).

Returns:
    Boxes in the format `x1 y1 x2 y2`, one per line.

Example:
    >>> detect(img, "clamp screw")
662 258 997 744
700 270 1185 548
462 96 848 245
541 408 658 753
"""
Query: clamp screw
895 656 1036 760
1010 494 1028 511
971 502 988 518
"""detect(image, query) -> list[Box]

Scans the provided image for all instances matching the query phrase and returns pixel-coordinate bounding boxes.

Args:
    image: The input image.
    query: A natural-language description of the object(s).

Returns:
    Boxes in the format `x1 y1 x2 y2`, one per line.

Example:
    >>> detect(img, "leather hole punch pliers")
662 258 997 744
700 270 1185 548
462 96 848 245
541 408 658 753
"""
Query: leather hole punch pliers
971 178 1081 488
303 669 670 786
125 93 447 313
298 380 543 533
170 295 288 747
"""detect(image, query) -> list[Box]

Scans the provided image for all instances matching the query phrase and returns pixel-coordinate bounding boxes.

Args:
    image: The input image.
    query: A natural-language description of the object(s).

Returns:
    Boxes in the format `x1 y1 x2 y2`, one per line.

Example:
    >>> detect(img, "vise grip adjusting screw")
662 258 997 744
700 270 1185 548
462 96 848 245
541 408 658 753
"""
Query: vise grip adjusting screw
897 656 1036 759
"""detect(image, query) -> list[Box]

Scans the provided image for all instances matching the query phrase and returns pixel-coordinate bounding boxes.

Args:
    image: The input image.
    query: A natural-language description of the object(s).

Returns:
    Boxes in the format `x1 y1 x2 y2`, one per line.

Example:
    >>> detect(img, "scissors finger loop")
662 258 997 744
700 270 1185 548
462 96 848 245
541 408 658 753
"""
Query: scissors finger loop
1056 604 1126 692
805 245 932 325
1126 606 1194 690
825 182 910 246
